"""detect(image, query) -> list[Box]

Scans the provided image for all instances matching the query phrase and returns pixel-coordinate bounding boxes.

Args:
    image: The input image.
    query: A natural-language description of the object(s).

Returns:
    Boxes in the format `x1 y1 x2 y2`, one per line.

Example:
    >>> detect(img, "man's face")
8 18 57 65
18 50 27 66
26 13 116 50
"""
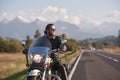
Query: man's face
48 25 56 36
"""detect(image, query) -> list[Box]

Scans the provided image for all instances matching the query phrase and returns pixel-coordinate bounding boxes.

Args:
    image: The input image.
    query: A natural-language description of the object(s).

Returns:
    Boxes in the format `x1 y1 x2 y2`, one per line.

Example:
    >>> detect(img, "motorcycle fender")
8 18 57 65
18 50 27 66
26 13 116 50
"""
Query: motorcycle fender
28 69 40 76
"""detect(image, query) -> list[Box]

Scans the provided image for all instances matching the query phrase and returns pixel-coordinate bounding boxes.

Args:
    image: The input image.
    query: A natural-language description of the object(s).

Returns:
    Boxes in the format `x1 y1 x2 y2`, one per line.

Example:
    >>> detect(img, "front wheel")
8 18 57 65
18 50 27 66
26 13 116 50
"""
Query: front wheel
27 75 41 80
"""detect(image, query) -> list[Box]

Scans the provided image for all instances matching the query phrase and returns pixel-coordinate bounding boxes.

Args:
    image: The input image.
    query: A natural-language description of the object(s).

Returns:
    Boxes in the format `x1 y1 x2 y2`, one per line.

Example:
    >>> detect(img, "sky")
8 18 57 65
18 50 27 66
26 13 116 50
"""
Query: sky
0 0 120 25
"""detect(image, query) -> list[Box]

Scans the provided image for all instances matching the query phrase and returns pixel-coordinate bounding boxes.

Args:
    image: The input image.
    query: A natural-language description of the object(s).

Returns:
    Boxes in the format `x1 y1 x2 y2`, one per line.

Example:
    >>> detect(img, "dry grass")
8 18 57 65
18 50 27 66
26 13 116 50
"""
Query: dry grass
61 50 81 64
103 47 120 55
0 53 27 79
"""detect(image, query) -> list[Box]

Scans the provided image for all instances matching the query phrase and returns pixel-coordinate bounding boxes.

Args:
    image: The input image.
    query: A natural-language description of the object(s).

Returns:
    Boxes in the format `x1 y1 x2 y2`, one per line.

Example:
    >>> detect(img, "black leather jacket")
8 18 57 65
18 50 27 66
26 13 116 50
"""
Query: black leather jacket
48 36 61 50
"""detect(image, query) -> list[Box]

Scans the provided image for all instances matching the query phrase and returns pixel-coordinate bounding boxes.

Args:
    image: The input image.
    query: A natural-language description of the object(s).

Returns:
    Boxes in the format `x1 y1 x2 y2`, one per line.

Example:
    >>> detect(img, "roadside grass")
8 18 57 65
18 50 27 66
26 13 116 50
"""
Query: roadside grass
0 51 80 80
103 47 120 55
3 69 27 80
61 50 80 63
0 53 27 80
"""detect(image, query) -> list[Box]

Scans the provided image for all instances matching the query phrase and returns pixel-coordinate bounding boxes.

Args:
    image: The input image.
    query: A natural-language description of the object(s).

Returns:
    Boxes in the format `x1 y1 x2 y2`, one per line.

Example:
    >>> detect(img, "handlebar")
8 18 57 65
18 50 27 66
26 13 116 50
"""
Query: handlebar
49 49 63 56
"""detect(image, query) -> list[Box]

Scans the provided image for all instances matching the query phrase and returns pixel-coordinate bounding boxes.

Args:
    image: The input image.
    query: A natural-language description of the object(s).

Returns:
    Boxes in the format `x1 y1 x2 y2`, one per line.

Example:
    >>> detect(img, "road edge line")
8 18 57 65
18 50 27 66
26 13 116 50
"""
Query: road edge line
68 51 84 80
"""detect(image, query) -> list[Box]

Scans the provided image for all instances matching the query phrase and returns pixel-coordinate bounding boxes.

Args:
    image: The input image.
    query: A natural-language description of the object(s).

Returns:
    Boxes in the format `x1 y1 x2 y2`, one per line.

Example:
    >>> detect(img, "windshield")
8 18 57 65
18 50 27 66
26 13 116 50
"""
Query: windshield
28 47 50 55
30 35 51 49
28 47 50 61
28 35 51 60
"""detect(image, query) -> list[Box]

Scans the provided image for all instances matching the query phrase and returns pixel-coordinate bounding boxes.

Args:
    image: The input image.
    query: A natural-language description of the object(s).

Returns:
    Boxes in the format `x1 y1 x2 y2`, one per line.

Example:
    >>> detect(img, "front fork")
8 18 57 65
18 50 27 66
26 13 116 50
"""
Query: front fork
42 69 46 80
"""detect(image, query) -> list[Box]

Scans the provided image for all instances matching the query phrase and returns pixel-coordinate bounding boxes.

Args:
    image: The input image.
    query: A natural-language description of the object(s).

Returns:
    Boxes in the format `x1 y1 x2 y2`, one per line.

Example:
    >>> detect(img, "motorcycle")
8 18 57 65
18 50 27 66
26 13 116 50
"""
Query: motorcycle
21 36 69 80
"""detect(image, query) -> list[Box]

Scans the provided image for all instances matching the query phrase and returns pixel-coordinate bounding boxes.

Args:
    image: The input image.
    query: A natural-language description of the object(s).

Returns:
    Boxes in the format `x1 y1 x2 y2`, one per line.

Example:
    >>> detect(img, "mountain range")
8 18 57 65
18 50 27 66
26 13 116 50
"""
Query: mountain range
0 16 120 40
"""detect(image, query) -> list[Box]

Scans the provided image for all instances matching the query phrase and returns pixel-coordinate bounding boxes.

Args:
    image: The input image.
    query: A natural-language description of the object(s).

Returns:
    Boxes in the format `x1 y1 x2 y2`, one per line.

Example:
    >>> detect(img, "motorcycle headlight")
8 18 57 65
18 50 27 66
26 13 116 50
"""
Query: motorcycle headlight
33 54 42 63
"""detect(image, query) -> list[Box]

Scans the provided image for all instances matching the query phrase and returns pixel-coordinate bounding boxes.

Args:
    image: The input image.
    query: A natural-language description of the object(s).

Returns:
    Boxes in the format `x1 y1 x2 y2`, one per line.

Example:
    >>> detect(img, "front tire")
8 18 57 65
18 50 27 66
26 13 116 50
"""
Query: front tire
27 75 41 80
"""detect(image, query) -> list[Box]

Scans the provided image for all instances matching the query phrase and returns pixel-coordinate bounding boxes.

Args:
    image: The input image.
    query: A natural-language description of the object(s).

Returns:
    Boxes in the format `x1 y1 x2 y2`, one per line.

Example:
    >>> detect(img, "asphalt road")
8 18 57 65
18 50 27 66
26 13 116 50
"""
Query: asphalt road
71 51 120 80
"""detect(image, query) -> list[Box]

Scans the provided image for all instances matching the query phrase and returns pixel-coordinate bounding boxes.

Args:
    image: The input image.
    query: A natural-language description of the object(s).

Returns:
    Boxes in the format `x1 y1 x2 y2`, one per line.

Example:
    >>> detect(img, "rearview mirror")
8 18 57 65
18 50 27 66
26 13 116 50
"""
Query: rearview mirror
21 40 26 48
60 40 67 51
61 40 67 45
21 40 28 54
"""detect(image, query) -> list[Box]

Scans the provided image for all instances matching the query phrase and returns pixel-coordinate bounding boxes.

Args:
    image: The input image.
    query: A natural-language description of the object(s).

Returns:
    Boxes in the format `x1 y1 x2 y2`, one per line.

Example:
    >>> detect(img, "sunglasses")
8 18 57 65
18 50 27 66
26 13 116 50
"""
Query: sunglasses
51 28 56 31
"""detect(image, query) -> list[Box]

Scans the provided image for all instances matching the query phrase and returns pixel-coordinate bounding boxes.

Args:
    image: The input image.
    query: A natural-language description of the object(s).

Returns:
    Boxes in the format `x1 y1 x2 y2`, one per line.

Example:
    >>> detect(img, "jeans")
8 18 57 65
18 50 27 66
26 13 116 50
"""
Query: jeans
51 58 67 80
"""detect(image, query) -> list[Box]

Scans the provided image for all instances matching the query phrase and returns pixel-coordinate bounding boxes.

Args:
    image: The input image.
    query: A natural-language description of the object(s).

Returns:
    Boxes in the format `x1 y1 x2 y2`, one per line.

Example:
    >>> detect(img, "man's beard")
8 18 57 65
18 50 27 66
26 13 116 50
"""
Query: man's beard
49 32 56 37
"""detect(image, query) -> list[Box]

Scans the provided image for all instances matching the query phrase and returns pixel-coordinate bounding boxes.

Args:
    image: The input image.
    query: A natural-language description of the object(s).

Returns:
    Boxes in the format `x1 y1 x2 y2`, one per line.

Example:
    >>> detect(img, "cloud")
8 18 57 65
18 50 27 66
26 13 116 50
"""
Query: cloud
17 6 82 25
17 6 68 22
112 10 120 17
0 12 8 19
62 15 81 25
0 12 18 20
63 15 69 19
43 6 58 13
106 10 120 18
1 6 98 25
69 16 81 25
0 9 101 26
42 6 82 25
18 10 27 16
37 16 47 22
102 10 120 23
90 20 102 26
18 6 67 17
43 6 67 15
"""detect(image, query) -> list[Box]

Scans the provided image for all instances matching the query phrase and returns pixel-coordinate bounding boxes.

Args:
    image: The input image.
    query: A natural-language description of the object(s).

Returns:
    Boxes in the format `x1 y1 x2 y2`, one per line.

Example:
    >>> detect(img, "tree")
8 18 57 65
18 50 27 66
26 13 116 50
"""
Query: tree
66 38 79 52
118 30 120 47
0 37 6 52
61 33 68 40
34 29 41 38
7 39 23 52
0 36 23 53
26 35 32 48
91 42 103 49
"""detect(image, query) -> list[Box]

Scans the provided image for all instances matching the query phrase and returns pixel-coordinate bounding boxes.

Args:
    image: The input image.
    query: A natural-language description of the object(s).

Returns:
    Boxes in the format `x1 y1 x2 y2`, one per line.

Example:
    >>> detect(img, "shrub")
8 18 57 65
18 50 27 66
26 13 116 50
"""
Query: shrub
0 37 23 53
66 38 79 52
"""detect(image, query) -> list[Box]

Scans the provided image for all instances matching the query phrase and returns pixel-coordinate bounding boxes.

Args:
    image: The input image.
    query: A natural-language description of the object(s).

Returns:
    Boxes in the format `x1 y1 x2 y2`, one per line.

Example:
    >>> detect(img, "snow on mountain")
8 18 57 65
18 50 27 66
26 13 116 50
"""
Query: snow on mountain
8 16 29 23
0 18 9 24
